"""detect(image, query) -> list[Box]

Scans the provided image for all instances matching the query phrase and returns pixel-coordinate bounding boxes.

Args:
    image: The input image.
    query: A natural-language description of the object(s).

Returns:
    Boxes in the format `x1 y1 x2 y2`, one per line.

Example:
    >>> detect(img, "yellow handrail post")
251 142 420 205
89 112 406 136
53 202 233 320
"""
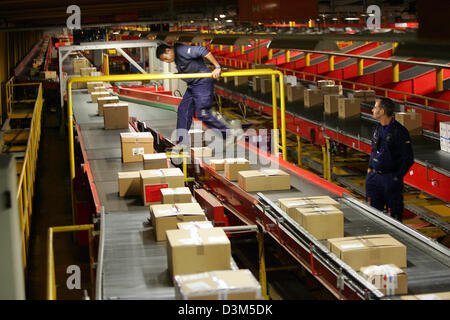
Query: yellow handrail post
436 68 444 92
392 62 399 83
328 55 335 71
305 53 311 67
103 54 109 76
268 48 273 60
257 232 269 300
357 58 364 76
240 45 245 55
278 71 287 161
285 50 290 63
271 74 278 156
296 135 302 167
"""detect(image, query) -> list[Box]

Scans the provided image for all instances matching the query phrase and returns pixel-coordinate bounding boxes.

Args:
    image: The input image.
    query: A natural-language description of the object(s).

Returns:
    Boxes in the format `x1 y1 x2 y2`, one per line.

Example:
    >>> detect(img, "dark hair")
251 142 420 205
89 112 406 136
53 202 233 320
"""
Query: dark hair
156 44 172 59
377 97 395 117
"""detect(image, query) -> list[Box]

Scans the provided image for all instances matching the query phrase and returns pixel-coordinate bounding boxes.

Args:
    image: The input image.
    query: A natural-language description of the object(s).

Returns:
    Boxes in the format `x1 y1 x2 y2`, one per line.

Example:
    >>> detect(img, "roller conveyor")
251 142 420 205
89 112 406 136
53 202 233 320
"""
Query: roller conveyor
72 83 449 300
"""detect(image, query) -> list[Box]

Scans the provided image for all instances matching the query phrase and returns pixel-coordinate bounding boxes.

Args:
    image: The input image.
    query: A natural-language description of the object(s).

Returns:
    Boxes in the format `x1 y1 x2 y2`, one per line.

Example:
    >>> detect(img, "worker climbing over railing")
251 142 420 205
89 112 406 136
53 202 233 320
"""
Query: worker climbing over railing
156 42 243 152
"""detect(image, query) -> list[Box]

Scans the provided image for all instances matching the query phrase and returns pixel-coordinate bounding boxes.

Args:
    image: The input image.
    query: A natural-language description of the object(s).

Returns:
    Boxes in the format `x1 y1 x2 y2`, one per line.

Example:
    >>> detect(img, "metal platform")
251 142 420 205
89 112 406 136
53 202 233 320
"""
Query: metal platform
72 88 450 300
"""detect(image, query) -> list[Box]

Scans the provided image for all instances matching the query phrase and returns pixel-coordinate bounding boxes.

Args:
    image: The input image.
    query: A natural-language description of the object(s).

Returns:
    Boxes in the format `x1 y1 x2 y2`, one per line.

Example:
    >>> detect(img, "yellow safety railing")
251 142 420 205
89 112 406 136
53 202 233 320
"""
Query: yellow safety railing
66 70 287 221
5 76 42 117
215 55 450 110
47 224 95 300
15 81 43 270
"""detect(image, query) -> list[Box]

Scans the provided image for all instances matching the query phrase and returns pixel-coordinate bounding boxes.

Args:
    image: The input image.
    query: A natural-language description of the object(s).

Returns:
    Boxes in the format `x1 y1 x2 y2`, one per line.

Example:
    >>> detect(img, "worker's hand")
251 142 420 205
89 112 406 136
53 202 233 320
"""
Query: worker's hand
211 67 221 79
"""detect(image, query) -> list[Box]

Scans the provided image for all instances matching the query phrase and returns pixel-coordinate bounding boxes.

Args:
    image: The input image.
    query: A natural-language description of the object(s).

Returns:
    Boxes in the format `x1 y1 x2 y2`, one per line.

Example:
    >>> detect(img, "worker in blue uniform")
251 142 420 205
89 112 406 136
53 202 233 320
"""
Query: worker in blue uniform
366 97 414 222
156 43 236 150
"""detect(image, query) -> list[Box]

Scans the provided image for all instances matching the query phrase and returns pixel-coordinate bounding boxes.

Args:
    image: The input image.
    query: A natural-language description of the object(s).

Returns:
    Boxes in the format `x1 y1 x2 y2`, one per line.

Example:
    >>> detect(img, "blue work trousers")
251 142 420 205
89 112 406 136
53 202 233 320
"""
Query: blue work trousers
176 78 229 144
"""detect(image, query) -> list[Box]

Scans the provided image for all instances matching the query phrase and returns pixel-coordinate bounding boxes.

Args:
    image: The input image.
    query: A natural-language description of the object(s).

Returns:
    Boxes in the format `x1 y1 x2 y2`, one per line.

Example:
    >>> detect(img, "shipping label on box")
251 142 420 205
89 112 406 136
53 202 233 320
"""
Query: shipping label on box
141 168 185 205
166 228 231 278
304 89 323 108
360 264 408 296
224 158 250 181
150 203 206 241
103 103 129 129
238 169 290 192
143 153 168 169
161 187 192 204
327 234 407 271
120 132 154 163
118 171 141 197
174 270 262 300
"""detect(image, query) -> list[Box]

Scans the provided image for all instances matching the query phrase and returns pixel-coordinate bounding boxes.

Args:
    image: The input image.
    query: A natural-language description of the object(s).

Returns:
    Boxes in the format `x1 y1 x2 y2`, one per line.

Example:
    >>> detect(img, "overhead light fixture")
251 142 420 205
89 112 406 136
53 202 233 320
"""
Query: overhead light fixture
225 19 233 23
190 20 195 24
345 17 360 21
219 14 226 18
332 18 338 21
214 17 218 21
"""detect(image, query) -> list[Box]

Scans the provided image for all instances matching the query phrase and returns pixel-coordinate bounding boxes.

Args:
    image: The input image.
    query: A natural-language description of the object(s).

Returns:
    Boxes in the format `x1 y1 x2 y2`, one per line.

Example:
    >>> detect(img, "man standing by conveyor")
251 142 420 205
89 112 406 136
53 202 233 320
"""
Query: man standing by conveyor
366 97 414 222
156 43 241 151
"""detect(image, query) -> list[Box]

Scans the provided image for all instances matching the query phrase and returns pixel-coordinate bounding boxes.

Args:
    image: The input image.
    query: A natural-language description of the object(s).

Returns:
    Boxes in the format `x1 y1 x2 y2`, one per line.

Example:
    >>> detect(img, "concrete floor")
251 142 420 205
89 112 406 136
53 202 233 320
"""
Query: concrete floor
26 99 92 300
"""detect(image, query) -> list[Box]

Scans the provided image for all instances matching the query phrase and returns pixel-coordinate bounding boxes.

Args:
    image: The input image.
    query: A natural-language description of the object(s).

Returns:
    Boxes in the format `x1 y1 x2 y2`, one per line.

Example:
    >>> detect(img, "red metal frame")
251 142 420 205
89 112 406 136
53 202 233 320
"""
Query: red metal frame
194 188 228 226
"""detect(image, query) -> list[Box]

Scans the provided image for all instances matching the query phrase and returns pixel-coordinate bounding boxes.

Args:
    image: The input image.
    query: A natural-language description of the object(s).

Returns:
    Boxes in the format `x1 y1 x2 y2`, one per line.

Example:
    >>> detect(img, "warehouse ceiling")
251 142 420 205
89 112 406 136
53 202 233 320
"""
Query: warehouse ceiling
0 0 238 29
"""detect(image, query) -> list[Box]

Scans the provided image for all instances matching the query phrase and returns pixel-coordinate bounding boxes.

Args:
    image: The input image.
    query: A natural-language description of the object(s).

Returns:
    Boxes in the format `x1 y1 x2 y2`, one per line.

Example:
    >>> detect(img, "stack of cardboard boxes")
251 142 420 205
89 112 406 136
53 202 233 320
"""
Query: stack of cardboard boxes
141 168 185 205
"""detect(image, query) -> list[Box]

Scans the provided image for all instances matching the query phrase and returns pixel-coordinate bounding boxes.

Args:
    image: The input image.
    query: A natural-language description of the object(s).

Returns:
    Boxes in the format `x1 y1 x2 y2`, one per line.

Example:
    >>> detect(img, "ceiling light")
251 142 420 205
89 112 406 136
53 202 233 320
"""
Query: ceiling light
219 14 226 18
345 17 360 21
225 19 233 23
214 17 218 21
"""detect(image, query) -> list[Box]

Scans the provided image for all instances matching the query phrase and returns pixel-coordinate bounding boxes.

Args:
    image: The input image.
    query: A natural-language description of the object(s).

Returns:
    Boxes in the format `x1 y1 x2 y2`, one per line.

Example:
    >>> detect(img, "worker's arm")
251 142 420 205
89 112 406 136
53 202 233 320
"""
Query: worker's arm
204 52 221 79
394 128 414 180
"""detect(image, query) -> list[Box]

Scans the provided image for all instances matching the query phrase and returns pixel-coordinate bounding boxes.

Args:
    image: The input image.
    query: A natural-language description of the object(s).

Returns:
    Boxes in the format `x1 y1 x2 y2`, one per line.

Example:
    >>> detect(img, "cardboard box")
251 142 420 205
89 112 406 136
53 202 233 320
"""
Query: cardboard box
191 147 212 158
166 228 231 277
324 94 344 114
72 58 90 74
80 67 97 77
120 132 154 163
150 203 206 241
90 71 103 77
327 234 407 271
41 71 57 79
353 90 376 102
224 158 250 181
97 96 119 116
278 196 341 217
260 79 273 94
103 103 129 129
292 206 344 240
209 159 225 171
238 169 290 192
188 129 204 147
234 76 249 87
440 122 450 153
141 168 185 205
360 264 408 296
118 171 141 197
320 85 342 95
252 76 262 92
304 89 323 108
400 291 450 300
317 80 335 87
177 221 214 230
338 98 362 119
287 84 305 102
91 91 110 103
174 270 262 300
161 187 192 204
143 153 168 169
395 112 422 136
87 81 104 93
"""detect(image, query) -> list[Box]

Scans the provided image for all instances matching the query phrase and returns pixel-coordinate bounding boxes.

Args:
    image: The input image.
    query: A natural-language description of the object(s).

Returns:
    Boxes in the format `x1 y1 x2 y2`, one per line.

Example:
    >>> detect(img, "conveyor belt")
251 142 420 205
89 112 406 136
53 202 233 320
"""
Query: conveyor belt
400 59 450 81
334 43 393 70
72 87 450 300
215 81 450 176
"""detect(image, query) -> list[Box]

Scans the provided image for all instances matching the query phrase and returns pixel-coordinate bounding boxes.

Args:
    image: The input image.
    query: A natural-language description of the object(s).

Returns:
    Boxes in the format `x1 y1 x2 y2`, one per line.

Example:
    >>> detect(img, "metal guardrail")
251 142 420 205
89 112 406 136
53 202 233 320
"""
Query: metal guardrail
5 77 42 118
13 81 43 269
47 224 95 300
